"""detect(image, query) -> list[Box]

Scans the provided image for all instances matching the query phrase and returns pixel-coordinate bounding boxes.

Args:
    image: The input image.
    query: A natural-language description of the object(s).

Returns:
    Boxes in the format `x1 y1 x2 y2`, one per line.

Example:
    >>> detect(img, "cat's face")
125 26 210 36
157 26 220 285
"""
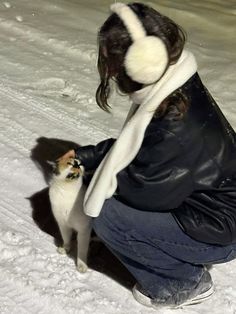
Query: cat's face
49 158 83 181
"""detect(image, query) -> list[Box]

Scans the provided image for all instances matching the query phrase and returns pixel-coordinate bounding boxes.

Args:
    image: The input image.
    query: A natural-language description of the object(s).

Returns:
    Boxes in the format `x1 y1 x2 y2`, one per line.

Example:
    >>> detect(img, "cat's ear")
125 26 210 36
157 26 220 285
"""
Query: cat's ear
47 160 57 170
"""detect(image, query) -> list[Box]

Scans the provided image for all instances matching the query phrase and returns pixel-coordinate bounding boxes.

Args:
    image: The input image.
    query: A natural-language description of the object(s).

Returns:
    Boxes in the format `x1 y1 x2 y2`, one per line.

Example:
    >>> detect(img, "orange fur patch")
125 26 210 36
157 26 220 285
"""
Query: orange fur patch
57 157 82 175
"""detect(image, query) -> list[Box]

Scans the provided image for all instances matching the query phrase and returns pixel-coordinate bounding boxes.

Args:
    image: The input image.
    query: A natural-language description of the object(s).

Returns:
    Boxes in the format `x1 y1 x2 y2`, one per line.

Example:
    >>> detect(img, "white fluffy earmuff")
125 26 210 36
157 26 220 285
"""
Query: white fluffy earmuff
110 2 169 84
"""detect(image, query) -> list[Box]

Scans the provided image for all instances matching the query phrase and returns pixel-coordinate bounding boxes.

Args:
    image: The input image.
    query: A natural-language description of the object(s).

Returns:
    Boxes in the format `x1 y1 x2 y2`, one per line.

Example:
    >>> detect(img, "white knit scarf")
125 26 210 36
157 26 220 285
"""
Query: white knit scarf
83 50 197 217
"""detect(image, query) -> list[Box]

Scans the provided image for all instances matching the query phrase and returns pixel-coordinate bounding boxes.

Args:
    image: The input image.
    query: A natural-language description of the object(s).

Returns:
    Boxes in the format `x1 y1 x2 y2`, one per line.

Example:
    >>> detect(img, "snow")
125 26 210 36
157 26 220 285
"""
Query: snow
0 0 235 313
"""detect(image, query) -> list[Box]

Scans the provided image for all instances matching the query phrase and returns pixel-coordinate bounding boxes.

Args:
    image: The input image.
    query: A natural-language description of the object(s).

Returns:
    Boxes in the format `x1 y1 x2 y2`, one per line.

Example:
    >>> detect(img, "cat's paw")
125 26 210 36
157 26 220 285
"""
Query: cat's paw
77 260 88 273
57 246 70 255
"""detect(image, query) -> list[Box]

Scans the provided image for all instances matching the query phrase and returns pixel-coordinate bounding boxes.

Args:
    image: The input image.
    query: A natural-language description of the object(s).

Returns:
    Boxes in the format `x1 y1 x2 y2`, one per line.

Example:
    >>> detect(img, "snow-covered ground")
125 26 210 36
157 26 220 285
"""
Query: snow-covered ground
0 0 235 313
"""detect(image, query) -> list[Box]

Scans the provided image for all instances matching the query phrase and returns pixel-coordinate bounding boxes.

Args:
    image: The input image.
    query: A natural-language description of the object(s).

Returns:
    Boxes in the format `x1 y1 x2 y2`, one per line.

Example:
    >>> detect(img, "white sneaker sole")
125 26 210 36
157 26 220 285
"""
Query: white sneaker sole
132 284 214 309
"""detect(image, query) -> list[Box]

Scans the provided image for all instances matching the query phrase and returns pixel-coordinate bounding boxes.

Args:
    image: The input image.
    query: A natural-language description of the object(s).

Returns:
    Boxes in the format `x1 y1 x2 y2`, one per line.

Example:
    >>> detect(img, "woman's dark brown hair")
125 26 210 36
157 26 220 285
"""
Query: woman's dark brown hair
96 2 188 118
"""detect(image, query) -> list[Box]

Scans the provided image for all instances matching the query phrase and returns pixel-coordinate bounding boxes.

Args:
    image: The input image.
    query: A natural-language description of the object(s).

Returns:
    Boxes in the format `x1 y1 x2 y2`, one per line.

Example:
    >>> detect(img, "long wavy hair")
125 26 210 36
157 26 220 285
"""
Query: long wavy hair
96 2 188 119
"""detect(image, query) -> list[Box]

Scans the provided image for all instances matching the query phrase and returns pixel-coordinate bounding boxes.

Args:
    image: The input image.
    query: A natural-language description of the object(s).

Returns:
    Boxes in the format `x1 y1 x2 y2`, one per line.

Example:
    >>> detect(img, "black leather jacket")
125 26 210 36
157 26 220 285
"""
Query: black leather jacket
75 73 236 245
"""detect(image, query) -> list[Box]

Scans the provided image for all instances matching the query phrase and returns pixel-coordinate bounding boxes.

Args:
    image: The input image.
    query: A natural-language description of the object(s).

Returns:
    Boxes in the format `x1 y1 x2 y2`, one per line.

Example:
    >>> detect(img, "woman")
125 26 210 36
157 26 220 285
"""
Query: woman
60 2 236 309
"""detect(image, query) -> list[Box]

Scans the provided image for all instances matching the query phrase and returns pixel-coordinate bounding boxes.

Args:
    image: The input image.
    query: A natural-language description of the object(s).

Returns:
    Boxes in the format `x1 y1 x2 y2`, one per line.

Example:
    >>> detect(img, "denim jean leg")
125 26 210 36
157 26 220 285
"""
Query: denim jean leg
92 198 206 303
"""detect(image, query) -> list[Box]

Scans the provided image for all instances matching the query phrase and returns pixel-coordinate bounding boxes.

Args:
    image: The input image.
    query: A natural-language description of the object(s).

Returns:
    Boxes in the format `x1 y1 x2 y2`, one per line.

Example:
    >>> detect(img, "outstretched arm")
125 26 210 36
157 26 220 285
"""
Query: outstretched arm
58 138 115 171
74 138 115 170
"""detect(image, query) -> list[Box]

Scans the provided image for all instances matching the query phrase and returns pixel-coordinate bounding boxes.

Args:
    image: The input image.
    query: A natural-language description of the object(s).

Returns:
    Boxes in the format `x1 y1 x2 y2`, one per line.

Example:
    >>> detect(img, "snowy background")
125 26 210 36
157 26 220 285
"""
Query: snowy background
0 0 235 313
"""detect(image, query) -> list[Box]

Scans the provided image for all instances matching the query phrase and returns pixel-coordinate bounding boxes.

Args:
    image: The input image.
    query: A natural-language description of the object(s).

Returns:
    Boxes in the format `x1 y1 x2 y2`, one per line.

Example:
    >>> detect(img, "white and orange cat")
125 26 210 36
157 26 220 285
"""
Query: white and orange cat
48 157 91 273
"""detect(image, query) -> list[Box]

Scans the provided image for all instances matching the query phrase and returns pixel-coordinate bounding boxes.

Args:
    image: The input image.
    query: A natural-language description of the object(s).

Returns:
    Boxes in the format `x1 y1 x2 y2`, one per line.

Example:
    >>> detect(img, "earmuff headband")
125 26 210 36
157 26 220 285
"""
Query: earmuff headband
110 2 169 84
110 3 146 41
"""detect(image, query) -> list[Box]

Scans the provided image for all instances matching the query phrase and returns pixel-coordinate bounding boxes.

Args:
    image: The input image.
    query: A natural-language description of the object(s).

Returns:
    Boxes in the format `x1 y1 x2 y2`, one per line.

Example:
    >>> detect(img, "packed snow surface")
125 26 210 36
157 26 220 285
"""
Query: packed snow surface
0 0 235 313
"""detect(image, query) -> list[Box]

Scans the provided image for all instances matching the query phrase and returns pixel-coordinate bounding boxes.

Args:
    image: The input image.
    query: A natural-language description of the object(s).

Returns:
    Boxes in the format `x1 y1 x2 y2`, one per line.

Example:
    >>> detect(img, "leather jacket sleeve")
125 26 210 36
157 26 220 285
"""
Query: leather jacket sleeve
74 138 115 171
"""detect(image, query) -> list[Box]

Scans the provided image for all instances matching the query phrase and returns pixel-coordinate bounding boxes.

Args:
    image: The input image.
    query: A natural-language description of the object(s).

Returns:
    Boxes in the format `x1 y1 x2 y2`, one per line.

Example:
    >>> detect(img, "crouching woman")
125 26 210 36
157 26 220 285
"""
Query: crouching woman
60 2 236 309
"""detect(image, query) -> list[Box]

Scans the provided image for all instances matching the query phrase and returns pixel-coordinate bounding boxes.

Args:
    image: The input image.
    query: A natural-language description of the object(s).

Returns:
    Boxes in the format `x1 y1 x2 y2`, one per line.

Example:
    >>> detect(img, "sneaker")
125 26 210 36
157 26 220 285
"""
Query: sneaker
132 271 214 309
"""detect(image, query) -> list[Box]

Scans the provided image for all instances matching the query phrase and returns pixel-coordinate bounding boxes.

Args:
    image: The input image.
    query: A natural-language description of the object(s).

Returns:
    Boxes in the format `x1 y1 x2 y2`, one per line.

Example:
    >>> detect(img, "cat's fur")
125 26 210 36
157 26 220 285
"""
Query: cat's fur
48 157 91 273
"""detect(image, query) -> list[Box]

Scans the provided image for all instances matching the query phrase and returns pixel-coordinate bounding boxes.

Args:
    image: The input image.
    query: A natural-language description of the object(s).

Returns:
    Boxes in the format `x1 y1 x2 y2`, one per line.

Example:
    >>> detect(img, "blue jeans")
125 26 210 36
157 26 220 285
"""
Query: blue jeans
93 197 236 300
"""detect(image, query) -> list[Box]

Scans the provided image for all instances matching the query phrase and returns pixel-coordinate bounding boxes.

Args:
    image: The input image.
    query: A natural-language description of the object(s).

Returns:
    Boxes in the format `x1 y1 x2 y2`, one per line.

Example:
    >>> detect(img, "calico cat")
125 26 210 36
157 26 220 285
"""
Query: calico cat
48 157 91 273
